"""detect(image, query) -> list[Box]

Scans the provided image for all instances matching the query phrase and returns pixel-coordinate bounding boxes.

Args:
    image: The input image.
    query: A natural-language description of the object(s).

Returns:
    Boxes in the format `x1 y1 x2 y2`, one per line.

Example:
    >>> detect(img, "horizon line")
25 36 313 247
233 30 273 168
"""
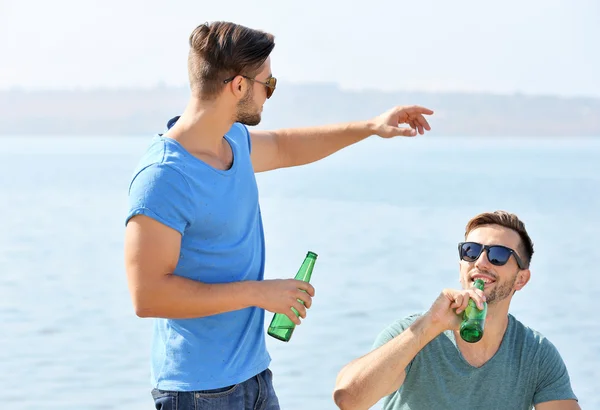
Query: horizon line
1 82 598 101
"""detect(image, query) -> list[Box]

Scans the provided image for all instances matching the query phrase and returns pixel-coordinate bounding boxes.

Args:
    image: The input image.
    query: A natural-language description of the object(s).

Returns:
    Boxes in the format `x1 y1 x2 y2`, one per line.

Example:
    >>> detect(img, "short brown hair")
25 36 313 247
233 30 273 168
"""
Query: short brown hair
187 21 275 100
465 210 534 268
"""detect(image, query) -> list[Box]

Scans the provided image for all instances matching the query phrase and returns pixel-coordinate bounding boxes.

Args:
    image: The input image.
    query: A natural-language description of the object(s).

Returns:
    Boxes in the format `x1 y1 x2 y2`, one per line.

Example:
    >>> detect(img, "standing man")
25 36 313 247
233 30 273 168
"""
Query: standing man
124 21 433 410
333 211 579 410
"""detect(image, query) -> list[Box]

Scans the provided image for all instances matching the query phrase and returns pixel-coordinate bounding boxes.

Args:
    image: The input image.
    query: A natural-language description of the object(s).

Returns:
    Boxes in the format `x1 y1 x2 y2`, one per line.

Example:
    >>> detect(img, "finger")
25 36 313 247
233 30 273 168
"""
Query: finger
452 294 464 311
286 308 301 325
456 293 471 314
469 290 486 310
292 300 307 318
296 290 312 308
394 127 417 137
413 119 424 135
415 114 431 131
408 119 418 132
408 117 424 134
401 105 434 116
295 280 315 297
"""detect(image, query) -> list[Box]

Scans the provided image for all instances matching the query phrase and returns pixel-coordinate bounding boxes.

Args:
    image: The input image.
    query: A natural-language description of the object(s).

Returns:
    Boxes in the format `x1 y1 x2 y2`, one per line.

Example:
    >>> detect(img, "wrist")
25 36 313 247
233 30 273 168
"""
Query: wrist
419 312 448 337
239 280 264 309
361 119 378 136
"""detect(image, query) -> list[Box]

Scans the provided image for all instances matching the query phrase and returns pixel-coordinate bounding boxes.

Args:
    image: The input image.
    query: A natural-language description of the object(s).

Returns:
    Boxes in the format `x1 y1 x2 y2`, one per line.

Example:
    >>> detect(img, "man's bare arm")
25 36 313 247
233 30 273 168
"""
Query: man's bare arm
333 314 443 410
535 400 581 410
249 105 434 173
249 121 375 173
333 286 486 410
124 215 313 320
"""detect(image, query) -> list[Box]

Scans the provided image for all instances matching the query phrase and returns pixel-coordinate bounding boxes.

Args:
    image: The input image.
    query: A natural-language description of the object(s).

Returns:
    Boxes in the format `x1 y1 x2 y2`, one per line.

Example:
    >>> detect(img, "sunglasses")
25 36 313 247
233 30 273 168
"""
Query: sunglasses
458 241 526 269
223 75 277 99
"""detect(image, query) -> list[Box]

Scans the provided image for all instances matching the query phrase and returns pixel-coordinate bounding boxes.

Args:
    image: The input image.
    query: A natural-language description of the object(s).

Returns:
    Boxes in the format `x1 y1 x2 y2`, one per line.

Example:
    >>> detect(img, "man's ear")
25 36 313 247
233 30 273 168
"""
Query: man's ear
514 269 531 291
226 75 245 99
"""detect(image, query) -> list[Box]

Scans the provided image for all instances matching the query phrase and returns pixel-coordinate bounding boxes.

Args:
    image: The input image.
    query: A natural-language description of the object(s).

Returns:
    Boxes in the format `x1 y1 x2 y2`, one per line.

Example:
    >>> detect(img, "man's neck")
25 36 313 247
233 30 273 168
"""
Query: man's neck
166 97 235 154
453 305 510 368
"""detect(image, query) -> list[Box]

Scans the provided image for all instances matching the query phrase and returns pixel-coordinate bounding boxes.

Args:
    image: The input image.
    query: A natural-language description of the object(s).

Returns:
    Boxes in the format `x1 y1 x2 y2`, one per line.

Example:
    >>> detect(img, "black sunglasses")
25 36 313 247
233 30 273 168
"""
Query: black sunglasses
223 75 277 99
458 241 526 270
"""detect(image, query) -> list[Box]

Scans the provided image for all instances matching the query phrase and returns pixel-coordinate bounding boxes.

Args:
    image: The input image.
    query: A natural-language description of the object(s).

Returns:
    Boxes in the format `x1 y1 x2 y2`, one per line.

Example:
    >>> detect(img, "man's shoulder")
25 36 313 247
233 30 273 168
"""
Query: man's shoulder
131 138 188 182
509 314 551 344
128 136 194 203
507 314 563 358
372 312 425 349
387 312 424 334
508 316 577 404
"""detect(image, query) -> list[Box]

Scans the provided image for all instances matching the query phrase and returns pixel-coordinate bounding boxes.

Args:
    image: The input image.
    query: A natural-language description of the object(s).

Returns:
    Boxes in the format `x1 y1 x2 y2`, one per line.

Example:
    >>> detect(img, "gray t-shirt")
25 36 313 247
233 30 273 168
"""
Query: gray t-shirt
372 313 577 410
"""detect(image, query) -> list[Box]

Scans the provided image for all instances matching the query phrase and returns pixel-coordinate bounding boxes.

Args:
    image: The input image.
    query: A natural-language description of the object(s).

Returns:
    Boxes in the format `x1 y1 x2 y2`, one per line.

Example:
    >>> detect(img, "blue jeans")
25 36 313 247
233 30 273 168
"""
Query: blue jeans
151 368 280 410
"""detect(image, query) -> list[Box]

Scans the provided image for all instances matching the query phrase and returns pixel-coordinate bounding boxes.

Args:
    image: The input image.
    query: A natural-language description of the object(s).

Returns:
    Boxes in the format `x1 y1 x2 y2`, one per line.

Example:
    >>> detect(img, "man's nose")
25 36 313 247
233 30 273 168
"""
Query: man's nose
474 249 493 270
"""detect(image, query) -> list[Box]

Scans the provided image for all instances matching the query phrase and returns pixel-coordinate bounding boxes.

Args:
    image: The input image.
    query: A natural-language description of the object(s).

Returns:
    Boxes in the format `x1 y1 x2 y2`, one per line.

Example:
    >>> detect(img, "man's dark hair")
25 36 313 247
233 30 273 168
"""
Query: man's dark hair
187 21 275 100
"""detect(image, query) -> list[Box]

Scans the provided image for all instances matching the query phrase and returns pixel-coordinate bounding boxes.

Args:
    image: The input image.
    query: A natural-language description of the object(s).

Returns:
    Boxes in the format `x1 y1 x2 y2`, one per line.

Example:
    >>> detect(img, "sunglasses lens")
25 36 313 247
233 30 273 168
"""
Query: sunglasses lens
487 246 511 266
266 78 276 99
460 242 482 262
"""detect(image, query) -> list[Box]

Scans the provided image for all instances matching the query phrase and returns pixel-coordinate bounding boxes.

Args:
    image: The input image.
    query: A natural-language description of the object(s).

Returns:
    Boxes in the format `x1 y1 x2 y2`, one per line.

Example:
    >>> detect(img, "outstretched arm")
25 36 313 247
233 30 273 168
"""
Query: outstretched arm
250 105 434 172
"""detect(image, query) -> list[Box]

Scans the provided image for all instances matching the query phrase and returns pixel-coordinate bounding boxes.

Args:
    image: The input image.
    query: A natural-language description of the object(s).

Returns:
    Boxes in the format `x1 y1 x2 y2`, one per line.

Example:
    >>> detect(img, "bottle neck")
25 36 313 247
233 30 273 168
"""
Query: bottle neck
294 258 316 281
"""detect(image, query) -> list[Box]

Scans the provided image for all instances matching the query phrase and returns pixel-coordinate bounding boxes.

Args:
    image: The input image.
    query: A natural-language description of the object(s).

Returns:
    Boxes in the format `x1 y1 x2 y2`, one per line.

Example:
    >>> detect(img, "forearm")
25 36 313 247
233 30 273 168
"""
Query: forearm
275 120 375 168
133 274 260 319
334 314 442 410
535 400 581 410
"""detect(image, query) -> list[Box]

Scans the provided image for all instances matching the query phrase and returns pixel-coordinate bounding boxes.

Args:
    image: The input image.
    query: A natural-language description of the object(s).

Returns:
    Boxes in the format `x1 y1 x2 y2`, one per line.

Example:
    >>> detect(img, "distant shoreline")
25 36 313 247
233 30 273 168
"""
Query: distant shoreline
1 83 598 137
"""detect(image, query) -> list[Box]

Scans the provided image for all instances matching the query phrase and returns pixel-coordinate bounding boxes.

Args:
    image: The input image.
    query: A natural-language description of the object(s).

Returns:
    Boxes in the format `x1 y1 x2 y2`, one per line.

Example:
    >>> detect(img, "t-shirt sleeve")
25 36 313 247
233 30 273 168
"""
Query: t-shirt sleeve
372 314 421 374
125 163 195 235
533 338 578 405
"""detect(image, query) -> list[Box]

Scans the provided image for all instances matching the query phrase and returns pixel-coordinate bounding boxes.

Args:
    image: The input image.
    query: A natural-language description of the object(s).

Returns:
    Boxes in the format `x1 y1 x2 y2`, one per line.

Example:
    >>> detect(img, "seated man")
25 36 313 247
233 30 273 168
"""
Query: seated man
333 210 579 410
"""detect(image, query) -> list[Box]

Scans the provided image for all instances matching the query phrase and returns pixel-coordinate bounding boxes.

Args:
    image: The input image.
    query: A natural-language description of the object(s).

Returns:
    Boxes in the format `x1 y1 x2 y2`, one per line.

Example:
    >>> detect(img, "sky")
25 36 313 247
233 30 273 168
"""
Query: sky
1 0 598 97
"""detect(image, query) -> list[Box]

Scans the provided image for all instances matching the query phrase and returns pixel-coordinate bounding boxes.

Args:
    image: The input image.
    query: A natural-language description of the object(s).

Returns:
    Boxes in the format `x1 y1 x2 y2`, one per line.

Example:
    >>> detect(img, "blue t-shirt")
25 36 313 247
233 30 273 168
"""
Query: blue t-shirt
373 313 578 409
125 117 270 391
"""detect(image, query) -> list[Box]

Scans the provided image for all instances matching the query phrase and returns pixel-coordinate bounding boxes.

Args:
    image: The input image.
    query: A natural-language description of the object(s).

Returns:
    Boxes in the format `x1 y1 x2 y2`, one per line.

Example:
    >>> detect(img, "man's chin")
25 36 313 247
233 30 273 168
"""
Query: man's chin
240 115 261 127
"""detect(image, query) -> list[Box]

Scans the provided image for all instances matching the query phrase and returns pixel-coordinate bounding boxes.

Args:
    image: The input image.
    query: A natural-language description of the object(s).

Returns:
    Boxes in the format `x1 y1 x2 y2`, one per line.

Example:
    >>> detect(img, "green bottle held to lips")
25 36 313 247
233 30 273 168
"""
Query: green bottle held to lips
459 278 488 343
267 251 317 342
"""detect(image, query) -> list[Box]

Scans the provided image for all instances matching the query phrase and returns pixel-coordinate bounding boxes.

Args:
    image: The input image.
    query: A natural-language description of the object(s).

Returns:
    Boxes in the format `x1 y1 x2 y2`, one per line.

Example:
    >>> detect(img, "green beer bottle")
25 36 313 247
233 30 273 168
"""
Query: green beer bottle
267 251 318 342
459 278 488 343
